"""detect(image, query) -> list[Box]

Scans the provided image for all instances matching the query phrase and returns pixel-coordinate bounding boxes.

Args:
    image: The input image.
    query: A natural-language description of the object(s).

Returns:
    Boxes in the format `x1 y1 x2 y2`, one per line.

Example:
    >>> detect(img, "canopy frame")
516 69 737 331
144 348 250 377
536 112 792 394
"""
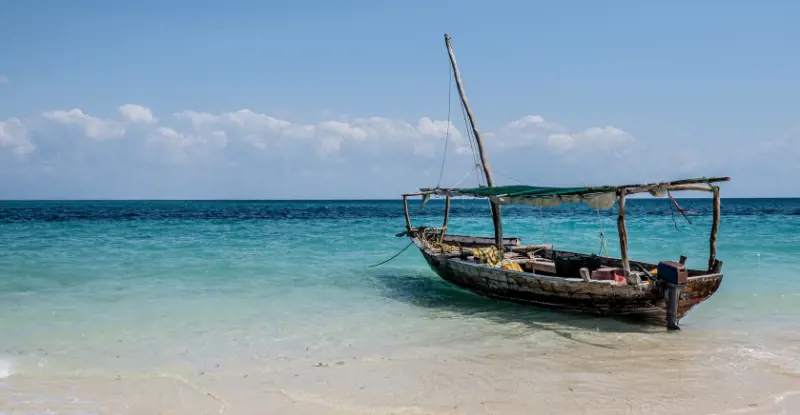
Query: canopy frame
416 176 729 210
402 176 728 279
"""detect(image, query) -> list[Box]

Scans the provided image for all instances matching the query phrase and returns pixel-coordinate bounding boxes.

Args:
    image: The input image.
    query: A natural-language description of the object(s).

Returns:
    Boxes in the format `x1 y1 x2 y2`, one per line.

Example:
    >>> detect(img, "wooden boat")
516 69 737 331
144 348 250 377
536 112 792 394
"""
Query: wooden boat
398 34 729 330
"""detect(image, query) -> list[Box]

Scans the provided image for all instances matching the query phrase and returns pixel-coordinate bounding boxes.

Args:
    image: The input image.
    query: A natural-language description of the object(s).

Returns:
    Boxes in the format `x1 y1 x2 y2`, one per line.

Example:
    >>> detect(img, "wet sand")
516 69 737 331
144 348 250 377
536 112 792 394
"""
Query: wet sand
3 313 799 415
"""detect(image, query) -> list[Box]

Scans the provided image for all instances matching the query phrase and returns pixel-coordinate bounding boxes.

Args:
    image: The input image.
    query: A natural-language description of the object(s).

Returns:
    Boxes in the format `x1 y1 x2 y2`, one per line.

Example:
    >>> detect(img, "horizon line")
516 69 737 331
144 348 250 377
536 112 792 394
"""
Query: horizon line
1 196 799 202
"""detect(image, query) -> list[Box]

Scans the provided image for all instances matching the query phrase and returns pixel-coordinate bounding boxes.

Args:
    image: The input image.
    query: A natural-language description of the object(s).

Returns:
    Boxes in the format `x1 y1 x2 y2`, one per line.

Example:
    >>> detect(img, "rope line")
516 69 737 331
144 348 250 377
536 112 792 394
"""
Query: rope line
596 208 609 257
436 63 453 187
458 92 483 187
367 241 415 268
452 165 478 188
494 170 525 185
666 190 692 231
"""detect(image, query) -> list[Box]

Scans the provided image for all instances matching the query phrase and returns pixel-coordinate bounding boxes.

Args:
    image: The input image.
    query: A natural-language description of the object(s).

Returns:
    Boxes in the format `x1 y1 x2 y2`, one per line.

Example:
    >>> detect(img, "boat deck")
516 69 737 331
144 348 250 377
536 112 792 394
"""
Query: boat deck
419 231 719 284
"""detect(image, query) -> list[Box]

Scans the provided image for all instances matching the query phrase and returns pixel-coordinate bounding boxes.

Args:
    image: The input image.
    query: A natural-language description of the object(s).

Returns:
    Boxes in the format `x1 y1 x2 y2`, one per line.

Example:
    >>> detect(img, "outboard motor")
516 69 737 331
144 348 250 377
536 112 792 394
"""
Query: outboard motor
657 261 688 330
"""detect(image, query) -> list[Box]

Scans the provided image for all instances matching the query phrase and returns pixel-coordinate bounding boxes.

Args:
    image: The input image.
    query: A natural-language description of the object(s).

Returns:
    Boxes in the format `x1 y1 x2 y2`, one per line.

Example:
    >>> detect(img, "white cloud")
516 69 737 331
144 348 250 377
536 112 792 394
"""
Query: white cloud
173 110 221 130
547 133 576 153
42 109 125 140
172 109 469 158
14 106 637 166
175 109 291 134
11 106 642 169
576 125 635 147
3 102 799 198
545 125 635 154
0 75 8 84
506 114 566 133
0 117 36 156
118 104 158 124
335 116 469 157
3 104 658 197
317 120 368 140
147 126 227 163
490 114 635 156
12 103 791 198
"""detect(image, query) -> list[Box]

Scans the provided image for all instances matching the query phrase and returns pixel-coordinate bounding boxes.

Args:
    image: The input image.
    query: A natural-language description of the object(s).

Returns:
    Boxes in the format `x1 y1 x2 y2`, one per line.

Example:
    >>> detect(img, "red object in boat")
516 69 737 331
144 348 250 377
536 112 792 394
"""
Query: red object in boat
591 267 627 284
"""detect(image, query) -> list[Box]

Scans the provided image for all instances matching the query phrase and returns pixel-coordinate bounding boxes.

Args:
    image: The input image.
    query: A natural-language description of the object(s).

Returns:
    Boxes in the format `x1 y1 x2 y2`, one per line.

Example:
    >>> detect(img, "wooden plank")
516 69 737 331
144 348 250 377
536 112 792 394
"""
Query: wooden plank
665 184 715 192
403 196 412 231
508 244 553 252
442 196 451 236
489 202 504 257
442 234 521 246
709 186 721 271
617 189 633 283
401 191 433 197
712 259 723 273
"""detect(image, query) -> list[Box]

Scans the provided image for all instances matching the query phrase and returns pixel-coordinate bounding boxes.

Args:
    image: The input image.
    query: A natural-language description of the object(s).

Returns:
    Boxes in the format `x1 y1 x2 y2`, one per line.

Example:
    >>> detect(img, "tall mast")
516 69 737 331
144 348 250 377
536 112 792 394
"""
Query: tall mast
444 33 504 255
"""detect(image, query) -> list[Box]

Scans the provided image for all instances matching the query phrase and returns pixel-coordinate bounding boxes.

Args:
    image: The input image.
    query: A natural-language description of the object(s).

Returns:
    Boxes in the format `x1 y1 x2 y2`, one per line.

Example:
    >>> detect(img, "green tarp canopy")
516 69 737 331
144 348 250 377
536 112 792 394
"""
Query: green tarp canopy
418 176 730 210
431 185 616 198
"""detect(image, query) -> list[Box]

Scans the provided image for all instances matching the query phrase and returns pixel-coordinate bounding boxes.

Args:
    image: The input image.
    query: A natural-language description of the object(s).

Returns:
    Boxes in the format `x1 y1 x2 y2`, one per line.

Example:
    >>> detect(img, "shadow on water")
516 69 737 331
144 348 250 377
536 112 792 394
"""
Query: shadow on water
368 270 662 347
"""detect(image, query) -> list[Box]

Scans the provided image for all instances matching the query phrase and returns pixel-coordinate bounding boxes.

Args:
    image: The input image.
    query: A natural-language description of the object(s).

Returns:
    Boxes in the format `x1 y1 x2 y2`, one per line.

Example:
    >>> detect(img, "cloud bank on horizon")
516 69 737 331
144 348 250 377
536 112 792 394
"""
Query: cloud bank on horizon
0 103 653 199
1 103 797 199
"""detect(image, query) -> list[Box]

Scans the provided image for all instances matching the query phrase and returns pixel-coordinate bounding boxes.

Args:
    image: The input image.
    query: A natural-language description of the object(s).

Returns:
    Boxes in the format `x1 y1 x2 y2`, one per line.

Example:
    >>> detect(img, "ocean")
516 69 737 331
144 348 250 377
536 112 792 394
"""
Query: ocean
1 199 799 414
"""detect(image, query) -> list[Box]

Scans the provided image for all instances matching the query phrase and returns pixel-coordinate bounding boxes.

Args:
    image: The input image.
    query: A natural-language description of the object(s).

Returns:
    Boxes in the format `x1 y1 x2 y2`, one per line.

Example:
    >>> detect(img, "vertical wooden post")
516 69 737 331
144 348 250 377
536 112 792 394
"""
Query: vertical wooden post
440 195 451 242
444 33 504 256
616 189 633 284
442 196 451 232
709 186 721 272
403 196 412 231
489 202 504 256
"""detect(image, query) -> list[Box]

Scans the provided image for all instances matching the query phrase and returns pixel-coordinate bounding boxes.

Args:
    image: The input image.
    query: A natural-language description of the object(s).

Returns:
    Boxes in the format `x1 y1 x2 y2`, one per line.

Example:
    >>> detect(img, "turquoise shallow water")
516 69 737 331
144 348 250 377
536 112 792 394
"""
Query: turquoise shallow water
1 199 799 414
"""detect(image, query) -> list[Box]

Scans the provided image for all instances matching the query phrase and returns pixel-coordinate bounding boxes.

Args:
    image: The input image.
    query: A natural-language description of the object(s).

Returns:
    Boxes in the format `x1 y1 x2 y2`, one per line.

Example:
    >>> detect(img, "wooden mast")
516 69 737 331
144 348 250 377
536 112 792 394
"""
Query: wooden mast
444 33 504 256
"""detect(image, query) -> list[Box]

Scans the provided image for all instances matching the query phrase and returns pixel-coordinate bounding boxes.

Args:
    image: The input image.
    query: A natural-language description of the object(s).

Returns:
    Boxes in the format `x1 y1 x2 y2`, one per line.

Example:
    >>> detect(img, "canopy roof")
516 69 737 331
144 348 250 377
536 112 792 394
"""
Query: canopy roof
429 184 611 198
415 176 730 210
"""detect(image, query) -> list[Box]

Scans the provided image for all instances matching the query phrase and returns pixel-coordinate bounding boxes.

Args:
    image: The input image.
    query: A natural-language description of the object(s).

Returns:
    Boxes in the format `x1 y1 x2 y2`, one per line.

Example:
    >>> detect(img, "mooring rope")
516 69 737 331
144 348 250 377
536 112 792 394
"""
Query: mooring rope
367 240 415 267
666 190 692 231
596 208 609 257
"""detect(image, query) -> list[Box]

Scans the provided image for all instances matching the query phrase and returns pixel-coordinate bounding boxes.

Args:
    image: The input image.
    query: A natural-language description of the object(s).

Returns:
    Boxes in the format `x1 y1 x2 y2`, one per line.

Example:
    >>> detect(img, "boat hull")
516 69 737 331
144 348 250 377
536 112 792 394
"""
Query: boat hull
413 238 723 325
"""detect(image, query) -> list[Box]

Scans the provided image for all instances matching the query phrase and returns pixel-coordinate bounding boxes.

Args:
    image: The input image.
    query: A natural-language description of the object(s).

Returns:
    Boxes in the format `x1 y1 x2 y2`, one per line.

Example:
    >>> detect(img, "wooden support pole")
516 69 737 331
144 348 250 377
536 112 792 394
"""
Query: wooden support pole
489 202 504 256
402 191 432 197
444 33 504 257
667 184 716 192
709 186 721 271
403 196 412 231
442 196 451 234
616 189 634 284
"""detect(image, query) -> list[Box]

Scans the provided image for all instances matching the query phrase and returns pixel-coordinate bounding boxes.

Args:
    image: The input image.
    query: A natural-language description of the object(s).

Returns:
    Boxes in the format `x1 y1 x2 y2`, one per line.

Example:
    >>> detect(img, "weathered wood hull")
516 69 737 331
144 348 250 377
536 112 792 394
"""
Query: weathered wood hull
412 237 723 325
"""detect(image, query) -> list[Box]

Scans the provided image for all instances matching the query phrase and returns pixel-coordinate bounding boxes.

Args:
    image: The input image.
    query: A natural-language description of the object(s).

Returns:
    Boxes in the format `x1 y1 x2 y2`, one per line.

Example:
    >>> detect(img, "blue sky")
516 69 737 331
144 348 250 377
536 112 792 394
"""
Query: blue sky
1 0 798 199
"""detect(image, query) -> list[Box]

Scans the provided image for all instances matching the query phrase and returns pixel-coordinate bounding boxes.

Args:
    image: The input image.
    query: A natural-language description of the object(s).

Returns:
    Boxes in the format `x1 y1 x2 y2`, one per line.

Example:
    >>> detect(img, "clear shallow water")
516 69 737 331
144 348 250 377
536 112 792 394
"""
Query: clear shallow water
1 199 799 414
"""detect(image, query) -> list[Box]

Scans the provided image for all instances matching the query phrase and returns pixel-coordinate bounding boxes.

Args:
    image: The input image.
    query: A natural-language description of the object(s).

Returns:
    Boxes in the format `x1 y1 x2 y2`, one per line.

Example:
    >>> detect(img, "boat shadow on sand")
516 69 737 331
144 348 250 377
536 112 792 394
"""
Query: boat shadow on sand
369 270 667 347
